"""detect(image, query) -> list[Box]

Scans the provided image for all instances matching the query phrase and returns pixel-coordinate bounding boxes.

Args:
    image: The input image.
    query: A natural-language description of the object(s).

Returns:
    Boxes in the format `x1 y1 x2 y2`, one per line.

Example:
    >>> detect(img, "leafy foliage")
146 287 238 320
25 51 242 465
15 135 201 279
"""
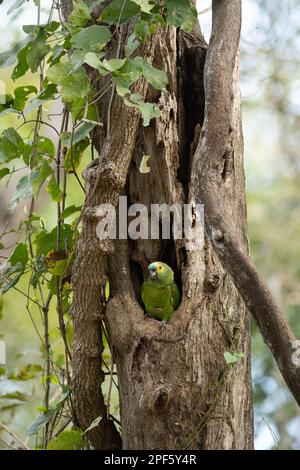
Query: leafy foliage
165 0 197 32
224 351 244 365
47 430 86 450
0 0 197 451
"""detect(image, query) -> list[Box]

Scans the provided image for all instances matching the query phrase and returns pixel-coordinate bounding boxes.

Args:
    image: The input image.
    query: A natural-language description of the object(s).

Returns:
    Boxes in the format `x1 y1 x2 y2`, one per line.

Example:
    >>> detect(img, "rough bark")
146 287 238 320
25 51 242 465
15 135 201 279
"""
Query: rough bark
69 0 255 450
104 25 254 450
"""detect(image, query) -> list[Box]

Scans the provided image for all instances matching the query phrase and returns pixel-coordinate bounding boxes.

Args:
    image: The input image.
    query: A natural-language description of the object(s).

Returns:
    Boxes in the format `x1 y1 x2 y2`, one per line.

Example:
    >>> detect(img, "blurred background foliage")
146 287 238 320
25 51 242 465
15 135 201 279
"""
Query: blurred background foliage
241 0 300 449
0 0 299 449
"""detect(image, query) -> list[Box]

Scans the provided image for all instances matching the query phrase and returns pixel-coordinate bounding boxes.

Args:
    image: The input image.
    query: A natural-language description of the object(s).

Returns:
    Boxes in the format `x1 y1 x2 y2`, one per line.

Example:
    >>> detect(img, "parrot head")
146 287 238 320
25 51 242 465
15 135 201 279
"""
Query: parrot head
147 261 174 284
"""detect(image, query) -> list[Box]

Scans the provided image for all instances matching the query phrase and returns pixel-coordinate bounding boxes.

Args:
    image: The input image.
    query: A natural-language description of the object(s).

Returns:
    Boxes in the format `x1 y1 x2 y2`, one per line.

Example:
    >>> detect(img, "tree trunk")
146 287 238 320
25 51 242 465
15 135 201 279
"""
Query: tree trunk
105 26 254 450
69 0 254 449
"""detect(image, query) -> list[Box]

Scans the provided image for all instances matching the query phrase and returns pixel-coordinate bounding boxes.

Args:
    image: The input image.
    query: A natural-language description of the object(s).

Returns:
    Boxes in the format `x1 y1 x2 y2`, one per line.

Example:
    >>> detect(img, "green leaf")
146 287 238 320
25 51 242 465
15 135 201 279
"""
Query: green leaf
54 385 70 409
0 168 10 180
105 278 110 301
125 33 140 56
0 95 17 117
86 0 102 11
136 102 160 126
61 205 81 219
46 177 63 202
112 57 143 89
0 37 31 69
32 160 52 198
27 409 56 436
131 0 154 14
9 243 28 268
60 132 71 147
117 86 131 97
23 22 60 35
165 0 197 32
31 255 46 288
73 122 96 143
9 174 32 209
0 128 25 163
23 84 58 115
38 83 58 101
1 127 22 151
26 29 51 72
0 262 24 293
46 21 61 33
41 375 59 385
35 225 74 257
24 136 55 168
124 94 160 126
70 0 91 27
100 0 140 24
102 58 127 72
69 50 88 71
45 251 67 276
139 154 151 173
140 60 168 89
224 351 245 364
71 25 112 52
47 430 84 450
46 62 74 84
48 44 66 66
36 136 55 159
25 89 57 116
46 63 91 103
12 41 32 80
64 138 89 173
134 19 152 43
14 85 37 111
83 51 105 72
61 122 95 147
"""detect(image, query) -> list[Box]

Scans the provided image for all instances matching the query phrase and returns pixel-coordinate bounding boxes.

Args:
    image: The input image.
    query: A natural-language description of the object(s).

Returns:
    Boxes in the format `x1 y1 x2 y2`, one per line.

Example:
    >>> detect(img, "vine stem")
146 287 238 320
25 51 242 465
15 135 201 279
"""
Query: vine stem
56 107 72 364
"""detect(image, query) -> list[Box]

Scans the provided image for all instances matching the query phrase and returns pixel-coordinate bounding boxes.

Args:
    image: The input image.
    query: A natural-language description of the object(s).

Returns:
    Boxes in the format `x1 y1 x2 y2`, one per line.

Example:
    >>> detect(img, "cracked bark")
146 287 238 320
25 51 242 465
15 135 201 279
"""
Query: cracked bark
67 0 300 450
104 20 253 448
69 0 256 449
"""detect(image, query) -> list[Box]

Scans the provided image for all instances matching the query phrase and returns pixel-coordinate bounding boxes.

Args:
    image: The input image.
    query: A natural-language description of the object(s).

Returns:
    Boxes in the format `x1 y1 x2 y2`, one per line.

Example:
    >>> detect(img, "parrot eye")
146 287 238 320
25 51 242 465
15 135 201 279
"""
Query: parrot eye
158 265 163 271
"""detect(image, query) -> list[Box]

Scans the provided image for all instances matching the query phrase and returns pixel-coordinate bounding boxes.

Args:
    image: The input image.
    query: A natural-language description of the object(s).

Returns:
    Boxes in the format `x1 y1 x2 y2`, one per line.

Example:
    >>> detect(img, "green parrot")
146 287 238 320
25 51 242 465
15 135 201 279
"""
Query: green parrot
141 261 180 324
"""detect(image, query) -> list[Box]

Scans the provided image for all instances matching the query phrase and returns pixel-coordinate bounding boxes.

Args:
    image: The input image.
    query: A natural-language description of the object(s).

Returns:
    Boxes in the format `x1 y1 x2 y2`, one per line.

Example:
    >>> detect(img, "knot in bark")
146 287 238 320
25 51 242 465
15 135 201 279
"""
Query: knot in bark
147 384 173 412
204 272 221 293
84 206 110 221
211 227 224 243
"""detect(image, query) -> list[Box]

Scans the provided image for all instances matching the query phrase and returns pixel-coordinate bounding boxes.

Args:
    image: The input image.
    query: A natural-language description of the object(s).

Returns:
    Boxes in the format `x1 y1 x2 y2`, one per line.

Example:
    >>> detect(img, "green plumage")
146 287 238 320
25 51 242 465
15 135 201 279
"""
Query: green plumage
141 262 180 322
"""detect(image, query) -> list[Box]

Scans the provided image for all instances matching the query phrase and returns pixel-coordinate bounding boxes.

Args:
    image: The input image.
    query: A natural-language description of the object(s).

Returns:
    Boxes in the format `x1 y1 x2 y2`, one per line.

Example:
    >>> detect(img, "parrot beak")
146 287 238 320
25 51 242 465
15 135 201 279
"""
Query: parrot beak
149 266 157 280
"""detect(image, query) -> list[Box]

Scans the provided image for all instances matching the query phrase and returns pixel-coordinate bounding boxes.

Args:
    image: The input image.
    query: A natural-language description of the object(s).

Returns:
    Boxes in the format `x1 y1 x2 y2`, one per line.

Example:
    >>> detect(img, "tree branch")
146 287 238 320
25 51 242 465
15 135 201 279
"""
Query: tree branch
191 0 300 406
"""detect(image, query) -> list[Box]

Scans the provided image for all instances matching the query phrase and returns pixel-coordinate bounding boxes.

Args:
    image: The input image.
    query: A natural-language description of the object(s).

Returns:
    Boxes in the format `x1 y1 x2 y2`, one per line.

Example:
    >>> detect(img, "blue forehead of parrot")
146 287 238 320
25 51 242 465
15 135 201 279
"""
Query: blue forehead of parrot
148 263 162 272
148 263 157 272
